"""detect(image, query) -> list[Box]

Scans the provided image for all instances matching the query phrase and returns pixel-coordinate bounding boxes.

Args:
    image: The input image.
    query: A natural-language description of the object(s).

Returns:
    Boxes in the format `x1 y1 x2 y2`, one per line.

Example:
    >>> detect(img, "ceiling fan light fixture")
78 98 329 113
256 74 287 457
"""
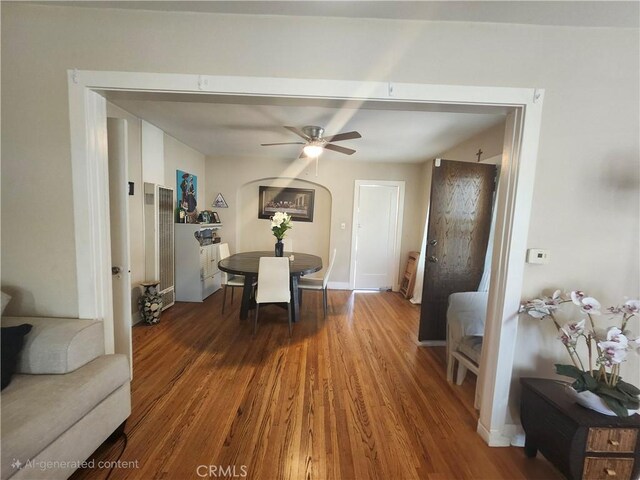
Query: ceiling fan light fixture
303 144 324 157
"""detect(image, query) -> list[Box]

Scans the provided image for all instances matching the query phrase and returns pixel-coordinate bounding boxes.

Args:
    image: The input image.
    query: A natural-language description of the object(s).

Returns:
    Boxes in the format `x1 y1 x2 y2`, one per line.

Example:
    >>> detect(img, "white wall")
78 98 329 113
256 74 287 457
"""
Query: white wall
141 121 164 185
206 155 425 286
164 133 206 218
438 122 505 165
1 4 638 425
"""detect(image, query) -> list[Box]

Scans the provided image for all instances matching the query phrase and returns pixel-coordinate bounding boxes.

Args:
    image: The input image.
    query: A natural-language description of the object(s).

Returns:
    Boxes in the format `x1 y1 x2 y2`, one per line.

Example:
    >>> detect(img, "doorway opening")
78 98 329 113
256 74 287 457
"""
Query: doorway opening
68 72 543 446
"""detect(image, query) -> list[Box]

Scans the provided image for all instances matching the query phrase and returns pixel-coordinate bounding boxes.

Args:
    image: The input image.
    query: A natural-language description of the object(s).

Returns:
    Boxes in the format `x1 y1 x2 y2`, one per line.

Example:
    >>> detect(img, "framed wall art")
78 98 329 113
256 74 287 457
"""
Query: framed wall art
258 186 315 222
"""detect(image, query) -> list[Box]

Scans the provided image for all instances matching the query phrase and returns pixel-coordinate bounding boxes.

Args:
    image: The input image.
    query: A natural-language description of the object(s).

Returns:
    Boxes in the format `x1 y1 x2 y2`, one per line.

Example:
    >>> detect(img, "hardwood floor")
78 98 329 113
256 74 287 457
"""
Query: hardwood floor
72 290 561 480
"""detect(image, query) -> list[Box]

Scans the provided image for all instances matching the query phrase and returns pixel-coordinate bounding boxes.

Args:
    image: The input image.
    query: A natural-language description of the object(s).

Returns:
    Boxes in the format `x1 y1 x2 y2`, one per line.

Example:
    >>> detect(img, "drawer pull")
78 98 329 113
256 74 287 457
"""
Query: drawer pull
604 468 616 476
608 439 620 446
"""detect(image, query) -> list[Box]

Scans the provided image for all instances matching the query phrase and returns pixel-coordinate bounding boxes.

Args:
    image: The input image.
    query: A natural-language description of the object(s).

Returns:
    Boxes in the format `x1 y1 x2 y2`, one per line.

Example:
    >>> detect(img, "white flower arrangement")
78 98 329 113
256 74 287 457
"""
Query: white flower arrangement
270 211 292 240
520 291 640 416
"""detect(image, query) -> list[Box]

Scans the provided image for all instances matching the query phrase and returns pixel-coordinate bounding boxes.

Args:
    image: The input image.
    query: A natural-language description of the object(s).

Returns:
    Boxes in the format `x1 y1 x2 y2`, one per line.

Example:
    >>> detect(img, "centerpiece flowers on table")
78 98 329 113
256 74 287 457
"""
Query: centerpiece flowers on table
520 290 640 417
270 211 292 257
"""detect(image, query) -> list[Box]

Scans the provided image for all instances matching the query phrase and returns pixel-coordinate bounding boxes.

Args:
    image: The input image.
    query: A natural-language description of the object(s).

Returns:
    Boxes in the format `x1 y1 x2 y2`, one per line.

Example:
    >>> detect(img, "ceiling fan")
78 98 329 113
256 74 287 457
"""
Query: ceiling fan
261 125 361 158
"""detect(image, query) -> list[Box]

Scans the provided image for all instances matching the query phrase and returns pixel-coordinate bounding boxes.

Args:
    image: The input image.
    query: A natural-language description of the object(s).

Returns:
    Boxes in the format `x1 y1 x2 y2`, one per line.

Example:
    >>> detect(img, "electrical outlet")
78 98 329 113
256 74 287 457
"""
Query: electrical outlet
526 248 550 264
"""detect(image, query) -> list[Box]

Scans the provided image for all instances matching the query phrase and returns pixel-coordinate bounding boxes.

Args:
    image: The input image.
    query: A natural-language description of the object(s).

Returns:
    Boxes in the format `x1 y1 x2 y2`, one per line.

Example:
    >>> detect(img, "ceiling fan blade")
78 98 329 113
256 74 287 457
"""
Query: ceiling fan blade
284 126 311 141
323 131 361 143
261 142 305 146
325 143 356 155
298 150 307 159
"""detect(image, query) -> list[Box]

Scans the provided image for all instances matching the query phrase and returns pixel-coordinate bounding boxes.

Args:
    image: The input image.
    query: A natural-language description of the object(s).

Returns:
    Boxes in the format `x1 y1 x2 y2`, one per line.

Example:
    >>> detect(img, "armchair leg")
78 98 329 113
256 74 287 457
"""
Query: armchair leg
323 288 328 318
231 286 235 303
221 285 228 314
254 304 260 335
287 303 292 337
456 364 468 385
447 355 455 383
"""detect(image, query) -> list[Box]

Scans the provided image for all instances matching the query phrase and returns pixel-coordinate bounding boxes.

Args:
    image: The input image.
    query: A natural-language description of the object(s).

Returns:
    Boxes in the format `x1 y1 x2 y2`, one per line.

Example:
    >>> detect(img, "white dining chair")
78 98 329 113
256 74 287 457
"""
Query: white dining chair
298 248 336 318
219 243 255 314
255 257 292 336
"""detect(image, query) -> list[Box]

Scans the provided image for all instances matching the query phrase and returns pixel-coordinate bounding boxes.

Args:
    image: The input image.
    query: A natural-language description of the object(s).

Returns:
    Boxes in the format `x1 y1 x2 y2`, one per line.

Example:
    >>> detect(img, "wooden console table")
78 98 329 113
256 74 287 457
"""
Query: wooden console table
520 378 640 480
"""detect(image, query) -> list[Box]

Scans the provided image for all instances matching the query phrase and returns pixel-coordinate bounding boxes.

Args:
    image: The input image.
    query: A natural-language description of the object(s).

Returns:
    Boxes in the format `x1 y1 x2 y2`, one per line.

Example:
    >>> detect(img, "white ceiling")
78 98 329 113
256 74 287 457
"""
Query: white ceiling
108 93 506 163
40 1 639 28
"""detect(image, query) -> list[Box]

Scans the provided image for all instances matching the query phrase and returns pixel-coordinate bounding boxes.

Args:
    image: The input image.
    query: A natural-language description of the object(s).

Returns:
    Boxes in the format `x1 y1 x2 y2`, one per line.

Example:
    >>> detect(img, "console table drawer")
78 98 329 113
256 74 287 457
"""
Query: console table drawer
587 428 638 453
583 457 634 480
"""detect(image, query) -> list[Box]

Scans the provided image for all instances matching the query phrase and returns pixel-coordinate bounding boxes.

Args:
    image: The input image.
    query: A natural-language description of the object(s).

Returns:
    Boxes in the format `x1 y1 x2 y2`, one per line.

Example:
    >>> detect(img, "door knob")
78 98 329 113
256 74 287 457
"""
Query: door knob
428 255 438 263
111 266 121 275
428 239 438 246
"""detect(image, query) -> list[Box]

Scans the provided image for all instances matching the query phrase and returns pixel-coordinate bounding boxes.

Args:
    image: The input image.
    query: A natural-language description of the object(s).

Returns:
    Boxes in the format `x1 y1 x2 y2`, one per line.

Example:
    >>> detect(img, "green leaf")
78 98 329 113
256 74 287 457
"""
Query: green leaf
599 395 631 417
555 364 584 379
616 379 640 396
595 385 629 402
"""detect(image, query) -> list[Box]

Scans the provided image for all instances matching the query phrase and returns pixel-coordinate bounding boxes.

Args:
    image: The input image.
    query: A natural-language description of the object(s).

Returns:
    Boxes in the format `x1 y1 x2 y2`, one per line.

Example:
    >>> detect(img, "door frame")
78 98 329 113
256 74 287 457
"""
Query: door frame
350 180 405 290
106 117 134 376
68 70 544 447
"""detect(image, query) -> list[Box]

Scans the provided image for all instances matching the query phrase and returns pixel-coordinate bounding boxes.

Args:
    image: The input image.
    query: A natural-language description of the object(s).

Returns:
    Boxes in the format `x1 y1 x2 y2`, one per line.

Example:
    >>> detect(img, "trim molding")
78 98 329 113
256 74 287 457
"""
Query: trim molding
416 340 446 347
327 281 351 290
476 421 512 447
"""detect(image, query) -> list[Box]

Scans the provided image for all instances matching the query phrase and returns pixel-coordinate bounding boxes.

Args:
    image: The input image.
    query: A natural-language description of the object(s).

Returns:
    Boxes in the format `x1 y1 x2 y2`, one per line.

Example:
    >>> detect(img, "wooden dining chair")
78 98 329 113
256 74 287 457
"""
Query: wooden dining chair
255 257 292 336
219 243 255 314
298 248 337 318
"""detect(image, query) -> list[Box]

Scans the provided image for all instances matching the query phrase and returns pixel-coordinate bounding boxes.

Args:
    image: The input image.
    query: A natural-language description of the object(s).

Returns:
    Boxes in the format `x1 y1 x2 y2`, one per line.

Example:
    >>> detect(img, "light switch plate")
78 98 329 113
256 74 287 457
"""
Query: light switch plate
526 248 550 264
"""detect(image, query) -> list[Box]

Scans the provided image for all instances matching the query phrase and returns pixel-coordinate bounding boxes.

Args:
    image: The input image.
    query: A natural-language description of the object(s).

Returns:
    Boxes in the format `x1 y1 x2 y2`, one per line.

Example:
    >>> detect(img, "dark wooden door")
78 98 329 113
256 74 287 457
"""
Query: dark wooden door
418 160 497 341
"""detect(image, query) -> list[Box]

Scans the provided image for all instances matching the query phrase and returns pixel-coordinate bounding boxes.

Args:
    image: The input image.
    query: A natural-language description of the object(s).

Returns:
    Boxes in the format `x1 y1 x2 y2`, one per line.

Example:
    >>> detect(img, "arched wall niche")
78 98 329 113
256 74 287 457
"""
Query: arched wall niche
236 177 332 274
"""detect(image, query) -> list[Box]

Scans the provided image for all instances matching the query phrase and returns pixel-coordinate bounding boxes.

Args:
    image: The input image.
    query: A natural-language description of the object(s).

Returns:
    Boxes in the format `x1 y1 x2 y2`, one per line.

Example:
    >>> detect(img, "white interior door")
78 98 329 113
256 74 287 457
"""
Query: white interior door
107 118 134 376
352 181 404 290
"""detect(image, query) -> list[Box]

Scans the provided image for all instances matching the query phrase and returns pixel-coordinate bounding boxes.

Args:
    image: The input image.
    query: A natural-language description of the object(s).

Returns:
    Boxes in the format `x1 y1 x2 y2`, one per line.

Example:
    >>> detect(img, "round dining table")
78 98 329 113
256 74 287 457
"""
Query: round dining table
218 251 322 322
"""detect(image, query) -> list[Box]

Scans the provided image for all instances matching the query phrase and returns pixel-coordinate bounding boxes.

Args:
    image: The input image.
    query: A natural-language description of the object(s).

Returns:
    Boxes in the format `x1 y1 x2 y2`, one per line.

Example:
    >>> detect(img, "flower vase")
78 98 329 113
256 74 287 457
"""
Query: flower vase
275 239 284 257
565 385 638 416
139 281 163 325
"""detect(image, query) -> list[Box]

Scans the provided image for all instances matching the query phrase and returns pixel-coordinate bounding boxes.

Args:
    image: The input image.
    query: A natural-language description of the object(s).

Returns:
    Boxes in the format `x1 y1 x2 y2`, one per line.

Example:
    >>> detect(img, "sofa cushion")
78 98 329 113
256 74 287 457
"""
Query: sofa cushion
1 324 33 390
1 354 129 477
1 317 104 374
457 336 483 364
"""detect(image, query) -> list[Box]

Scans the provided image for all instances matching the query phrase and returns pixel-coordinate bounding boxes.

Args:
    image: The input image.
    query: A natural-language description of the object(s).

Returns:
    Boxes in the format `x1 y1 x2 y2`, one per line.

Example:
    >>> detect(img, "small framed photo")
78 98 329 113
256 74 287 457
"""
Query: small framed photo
212 211 221 224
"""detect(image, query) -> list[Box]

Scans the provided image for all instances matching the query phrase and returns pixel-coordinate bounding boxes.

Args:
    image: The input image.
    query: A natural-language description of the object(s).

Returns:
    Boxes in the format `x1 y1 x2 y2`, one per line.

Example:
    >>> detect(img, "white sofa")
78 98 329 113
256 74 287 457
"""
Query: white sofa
1 316 131 480
446 292 488 408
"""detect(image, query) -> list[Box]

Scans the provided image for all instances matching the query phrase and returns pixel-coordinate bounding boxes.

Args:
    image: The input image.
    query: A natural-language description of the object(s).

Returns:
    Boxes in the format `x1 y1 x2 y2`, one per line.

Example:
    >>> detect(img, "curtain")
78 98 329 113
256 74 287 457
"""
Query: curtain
477 168 500 292
410 207 430 304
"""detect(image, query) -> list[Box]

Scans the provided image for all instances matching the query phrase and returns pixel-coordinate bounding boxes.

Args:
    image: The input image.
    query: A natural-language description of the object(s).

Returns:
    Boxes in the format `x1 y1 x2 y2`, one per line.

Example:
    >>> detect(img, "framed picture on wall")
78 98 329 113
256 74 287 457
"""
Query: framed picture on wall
258 186 315 222
176 170 198 222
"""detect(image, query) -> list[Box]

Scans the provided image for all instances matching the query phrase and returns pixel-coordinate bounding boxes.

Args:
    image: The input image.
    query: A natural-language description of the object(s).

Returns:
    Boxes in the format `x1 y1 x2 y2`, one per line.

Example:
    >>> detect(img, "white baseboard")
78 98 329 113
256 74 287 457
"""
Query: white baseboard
509 424 526 447
327 281 351 290
476 420 515 447
417 340 446 347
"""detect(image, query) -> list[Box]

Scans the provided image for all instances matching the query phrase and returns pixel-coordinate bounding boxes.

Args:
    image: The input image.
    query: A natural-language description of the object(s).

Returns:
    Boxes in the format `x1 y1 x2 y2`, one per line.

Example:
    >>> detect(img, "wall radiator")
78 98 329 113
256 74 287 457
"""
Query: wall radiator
144 182 175 310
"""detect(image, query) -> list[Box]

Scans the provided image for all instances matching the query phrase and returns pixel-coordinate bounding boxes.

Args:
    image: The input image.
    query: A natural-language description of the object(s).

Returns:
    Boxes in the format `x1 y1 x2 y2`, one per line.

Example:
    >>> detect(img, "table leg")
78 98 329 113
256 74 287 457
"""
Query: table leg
290 275 300 323
240 274 256 320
